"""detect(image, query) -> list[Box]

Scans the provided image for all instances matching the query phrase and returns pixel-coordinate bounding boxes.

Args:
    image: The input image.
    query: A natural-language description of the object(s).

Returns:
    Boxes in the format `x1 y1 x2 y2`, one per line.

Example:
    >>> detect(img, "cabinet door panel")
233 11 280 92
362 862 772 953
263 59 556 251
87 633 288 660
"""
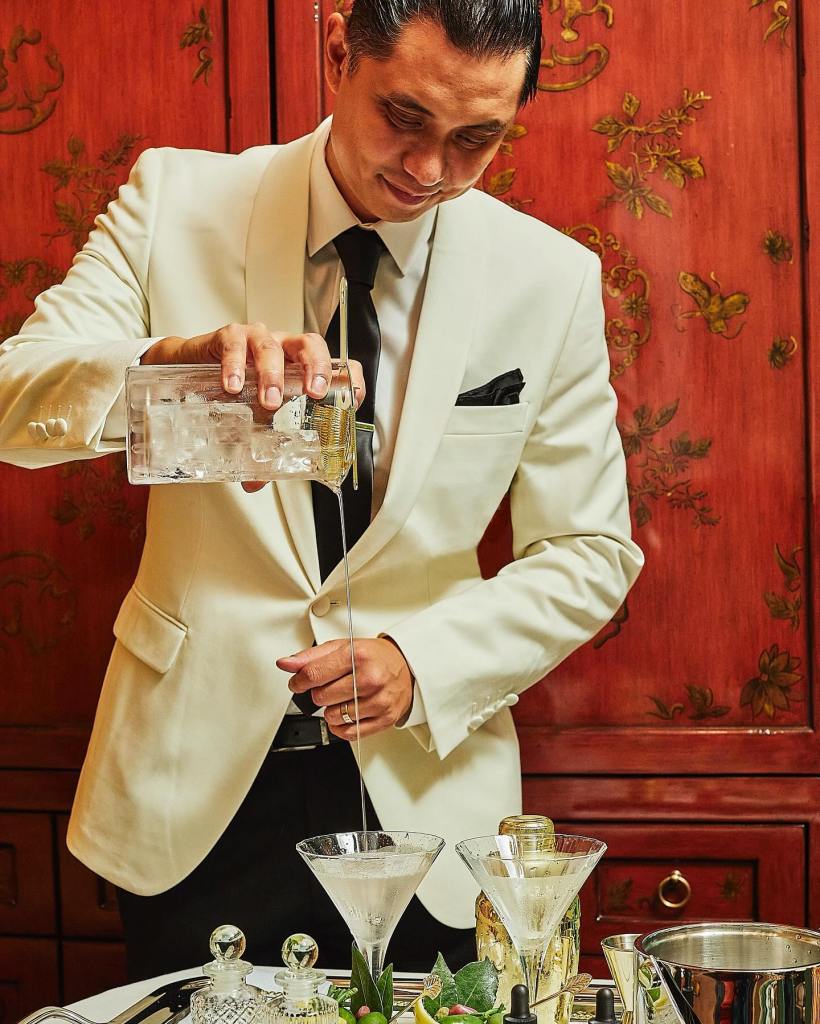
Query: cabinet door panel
0 1 270 770
496 1 815 774
275 0 818 777
0 937 59 1022
0 813 55 934
57 816 122 939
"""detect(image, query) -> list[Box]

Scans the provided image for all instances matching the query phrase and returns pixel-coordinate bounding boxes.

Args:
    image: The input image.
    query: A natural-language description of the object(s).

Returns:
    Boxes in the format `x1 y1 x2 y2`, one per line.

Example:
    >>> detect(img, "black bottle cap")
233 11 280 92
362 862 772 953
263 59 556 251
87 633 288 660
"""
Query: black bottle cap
590 986 616 1024
503 984 536 1024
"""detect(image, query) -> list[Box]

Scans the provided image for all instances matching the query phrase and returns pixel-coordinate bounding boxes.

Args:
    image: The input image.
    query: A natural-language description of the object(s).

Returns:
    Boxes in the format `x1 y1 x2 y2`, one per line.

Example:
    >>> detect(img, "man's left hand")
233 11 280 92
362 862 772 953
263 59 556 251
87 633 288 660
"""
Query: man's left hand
276 638 414 739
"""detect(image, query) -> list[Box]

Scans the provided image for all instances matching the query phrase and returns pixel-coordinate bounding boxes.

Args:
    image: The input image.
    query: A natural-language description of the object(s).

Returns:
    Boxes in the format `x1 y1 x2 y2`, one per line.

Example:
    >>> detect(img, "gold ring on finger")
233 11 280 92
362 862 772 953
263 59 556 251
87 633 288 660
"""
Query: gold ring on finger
341 701 355 726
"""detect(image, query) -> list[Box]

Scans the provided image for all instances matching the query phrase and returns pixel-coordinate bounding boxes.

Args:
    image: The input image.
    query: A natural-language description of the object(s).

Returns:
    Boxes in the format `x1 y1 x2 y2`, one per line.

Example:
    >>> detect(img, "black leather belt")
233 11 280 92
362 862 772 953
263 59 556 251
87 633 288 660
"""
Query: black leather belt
269 713 344 753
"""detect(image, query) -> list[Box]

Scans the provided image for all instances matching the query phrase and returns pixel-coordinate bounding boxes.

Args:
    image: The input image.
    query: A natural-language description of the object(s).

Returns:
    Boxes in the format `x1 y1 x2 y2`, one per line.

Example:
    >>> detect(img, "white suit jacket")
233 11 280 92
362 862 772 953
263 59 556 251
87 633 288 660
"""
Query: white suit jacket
0 123 643 927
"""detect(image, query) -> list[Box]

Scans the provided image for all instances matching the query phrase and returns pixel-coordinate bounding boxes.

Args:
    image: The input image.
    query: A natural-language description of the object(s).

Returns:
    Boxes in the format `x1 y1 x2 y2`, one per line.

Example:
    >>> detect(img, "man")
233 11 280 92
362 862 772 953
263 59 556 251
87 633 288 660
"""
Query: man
0 1 642 979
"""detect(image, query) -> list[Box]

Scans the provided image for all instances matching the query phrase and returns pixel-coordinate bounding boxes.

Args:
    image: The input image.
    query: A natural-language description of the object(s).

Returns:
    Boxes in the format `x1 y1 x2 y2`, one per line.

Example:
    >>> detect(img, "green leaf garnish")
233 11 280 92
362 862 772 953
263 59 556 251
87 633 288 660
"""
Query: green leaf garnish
423 952 459 1015
351 943 384 1015
453 960 498 1013
376 963 394 1018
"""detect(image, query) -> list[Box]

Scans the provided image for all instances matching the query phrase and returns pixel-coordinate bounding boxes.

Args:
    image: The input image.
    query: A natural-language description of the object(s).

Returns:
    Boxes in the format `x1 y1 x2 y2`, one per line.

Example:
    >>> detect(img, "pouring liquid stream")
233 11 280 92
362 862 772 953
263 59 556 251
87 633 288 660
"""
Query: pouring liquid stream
330 275 366 834
334 486 367 833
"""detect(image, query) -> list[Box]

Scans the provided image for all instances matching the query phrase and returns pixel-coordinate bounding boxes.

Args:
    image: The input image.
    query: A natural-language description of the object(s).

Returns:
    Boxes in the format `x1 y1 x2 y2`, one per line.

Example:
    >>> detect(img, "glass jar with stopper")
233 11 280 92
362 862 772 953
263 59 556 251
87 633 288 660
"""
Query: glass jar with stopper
190 924 271 1024
268 934 339 1024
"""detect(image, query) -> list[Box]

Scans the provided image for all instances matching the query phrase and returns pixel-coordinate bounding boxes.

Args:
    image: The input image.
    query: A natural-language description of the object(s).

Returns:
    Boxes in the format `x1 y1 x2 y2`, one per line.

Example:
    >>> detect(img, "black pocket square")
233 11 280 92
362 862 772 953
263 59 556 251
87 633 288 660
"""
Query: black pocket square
455 368 524 406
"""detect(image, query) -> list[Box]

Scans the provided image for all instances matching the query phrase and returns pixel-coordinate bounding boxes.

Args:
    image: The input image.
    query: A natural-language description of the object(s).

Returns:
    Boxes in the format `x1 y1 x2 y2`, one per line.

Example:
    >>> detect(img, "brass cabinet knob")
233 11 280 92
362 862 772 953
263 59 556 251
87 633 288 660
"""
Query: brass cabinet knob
657 869 692 909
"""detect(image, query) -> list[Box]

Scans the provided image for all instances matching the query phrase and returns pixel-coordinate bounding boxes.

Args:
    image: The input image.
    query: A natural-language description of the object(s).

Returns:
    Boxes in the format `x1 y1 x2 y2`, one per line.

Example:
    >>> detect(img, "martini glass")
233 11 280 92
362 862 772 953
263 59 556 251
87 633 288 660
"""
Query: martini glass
456 834 605 1006
297 830 444 979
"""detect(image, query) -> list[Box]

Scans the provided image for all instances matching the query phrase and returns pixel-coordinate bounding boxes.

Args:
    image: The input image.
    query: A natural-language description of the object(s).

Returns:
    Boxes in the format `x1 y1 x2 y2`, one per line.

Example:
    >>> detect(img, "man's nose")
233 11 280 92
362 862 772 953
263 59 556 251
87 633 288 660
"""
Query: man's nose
401 146 445 188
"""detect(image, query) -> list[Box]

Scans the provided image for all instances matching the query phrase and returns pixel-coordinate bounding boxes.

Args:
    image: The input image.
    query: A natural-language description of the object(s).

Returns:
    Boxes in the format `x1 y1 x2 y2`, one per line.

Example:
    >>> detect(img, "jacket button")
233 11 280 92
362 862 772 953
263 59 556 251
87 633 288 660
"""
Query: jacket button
312 596 331 616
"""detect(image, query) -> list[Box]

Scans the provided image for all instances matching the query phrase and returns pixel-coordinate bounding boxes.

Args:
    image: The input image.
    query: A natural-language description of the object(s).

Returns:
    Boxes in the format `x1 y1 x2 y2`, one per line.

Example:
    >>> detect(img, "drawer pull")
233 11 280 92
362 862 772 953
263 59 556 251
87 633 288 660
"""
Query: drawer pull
657 869 692 909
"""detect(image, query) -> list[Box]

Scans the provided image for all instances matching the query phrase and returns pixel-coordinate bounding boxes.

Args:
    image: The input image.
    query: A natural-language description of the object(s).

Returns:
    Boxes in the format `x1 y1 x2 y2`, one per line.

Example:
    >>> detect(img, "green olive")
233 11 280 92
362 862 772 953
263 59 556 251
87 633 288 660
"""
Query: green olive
489 1012 504 1024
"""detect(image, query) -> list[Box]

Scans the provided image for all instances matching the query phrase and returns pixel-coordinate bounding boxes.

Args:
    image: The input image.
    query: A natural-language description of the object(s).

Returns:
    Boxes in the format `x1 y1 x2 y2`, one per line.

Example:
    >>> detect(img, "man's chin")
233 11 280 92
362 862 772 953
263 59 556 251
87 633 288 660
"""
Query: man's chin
369 193 439 223
381 204 431 223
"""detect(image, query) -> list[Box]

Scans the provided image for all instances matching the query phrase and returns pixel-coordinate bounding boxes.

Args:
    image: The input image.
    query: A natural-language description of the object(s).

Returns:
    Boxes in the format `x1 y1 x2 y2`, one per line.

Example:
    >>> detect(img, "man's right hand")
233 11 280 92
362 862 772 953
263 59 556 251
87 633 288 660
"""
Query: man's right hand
141 323 338 410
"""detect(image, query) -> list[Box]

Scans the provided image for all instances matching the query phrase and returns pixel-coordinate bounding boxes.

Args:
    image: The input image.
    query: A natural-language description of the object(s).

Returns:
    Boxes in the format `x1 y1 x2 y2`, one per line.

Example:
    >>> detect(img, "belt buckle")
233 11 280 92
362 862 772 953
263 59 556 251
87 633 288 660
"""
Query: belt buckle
319 718 331 746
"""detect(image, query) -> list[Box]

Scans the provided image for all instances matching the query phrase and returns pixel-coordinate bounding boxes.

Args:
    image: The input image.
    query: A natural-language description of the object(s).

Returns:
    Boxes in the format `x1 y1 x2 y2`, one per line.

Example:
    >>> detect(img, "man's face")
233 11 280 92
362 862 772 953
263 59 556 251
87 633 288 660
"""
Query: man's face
324 16 528 223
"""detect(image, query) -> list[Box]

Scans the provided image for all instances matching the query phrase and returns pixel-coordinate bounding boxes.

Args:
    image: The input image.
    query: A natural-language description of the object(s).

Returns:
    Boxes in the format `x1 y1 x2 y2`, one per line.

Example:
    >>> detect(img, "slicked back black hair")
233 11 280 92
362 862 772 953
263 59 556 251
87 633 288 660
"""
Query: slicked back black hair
345 0 543 107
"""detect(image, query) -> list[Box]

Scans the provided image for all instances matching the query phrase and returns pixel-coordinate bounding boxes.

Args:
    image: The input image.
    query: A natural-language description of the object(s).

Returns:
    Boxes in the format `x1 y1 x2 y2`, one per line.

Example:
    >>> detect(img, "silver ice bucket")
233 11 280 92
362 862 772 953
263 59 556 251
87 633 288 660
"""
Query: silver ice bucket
634 922 820 1024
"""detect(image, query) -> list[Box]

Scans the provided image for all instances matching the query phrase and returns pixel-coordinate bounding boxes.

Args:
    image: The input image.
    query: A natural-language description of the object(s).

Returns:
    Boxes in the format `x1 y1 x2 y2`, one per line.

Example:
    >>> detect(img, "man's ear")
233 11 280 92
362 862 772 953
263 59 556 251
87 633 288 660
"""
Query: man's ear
324 12 349 96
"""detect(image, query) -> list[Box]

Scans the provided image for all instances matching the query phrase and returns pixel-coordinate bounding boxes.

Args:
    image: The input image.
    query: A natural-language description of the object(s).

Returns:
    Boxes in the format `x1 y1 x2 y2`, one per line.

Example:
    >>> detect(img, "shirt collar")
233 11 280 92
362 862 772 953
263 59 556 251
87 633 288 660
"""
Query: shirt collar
307 118 436 277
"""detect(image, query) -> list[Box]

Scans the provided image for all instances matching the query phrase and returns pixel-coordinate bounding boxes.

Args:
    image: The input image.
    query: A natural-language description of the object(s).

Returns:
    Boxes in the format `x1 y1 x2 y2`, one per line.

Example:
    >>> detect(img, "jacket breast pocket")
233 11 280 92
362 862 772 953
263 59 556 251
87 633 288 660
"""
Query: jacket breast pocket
113 586 188 674
421 402 531 553
443 401 530 436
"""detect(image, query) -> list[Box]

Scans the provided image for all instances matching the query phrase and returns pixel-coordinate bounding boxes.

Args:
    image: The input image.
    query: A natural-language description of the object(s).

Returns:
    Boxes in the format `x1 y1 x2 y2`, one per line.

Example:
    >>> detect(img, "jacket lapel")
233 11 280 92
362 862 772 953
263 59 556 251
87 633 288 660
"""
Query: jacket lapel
321 194 487 588
245 127 323 592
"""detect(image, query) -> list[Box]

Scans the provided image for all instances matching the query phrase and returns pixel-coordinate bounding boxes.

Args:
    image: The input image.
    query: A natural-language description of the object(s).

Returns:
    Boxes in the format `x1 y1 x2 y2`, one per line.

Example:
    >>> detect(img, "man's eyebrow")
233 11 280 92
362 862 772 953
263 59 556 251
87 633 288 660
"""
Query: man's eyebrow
380 93 508 132
381 92 434 116
468 119 508 133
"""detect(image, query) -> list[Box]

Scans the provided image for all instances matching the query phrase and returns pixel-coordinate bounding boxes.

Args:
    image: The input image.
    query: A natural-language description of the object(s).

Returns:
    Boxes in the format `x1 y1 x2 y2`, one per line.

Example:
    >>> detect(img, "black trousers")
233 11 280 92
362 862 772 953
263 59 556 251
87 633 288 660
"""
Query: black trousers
117 741 476 981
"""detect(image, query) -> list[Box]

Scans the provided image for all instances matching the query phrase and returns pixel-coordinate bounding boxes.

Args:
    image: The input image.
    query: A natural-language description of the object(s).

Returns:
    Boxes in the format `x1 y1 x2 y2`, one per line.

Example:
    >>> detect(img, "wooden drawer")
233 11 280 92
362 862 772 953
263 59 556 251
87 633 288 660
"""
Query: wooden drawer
57 816 123 939
62 940 127 1004
0 812 55 935
554 823 806 953
0 937 59 1022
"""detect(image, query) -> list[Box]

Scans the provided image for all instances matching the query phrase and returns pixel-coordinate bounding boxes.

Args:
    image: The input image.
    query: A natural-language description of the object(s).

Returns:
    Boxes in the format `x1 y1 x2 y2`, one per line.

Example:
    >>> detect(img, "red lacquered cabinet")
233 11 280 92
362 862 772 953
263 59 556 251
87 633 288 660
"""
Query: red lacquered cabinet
1 0 818 1014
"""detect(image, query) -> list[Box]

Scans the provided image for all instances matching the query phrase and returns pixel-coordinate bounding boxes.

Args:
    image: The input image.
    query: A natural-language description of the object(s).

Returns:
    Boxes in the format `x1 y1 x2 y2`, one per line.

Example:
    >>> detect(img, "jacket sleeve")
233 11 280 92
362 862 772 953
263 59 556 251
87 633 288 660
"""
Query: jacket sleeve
387 254 644 759
0 148 165 468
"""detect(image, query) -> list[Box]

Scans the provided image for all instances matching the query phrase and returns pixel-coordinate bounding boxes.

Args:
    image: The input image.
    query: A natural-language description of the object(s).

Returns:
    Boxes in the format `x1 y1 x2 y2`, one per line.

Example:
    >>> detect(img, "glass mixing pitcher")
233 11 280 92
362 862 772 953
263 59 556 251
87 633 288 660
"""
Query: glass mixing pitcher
125 361 356 489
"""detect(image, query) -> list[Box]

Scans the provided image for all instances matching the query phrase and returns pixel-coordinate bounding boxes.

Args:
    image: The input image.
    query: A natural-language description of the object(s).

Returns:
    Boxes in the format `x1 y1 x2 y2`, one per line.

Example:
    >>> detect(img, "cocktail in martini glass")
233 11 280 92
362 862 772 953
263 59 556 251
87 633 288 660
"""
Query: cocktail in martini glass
297 831 444 980
456 834 605 1006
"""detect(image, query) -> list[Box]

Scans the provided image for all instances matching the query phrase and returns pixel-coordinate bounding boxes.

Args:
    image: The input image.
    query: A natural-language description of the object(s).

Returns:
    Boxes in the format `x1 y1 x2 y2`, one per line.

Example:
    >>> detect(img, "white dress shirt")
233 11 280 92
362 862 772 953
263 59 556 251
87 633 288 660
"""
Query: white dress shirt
304 119 437 514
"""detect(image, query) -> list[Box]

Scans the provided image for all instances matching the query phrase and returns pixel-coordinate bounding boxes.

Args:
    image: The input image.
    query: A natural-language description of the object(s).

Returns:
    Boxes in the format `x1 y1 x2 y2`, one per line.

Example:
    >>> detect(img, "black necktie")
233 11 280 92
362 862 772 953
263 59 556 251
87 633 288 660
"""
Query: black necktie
311 226 385 582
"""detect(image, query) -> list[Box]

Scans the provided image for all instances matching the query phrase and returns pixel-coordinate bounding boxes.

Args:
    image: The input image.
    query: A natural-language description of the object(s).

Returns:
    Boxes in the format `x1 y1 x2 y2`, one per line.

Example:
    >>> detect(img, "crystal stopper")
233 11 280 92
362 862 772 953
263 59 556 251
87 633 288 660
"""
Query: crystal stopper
202 924 253 987
282 934 318 971
211 924 247 962
276 933 325 1000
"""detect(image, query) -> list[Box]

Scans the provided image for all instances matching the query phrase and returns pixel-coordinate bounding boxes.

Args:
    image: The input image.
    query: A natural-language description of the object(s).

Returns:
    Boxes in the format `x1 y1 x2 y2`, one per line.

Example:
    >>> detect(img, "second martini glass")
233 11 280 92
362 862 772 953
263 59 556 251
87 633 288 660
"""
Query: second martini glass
456 834 606 1006
297 830 445 980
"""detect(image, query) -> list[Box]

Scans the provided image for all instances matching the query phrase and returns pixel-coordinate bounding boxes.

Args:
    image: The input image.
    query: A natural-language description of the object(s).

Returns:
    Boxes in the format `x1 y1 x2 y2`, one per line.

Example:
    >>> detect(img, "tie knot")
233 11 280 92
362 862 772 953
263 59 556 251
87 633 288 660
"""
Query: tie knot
333 226 385 290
